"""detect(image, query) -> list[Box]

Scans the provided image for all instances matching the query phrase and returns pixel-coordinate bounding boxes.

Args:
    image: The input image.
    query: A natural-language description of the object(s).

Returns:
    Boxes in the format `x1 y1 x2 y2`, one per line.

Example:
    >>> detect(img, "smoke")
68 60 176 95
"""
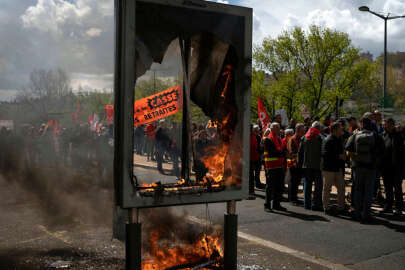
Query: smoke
0 128 113 228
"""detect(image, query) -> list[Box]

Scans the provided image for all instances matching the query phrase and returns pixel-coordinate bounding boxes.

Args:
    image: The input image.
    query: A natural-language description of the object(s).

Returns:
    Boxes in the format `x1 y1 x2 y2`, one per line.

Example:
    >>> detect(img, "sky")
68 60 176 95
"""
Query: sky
0 0 404 100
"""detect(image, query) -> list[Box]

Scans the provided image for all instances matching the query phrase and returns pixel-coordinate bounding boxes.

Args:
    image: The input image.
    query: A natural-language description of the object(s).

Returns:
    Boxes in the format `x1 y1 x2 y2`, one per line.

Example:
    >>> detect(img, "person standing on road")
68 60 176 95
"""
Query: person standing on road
145 122 157 162
155 120 171 174
322 122 346 215
345 117 385 223
298 121 324 211
287 123 305 205
249 125 261 199
381 118 404 215
263 122 287 212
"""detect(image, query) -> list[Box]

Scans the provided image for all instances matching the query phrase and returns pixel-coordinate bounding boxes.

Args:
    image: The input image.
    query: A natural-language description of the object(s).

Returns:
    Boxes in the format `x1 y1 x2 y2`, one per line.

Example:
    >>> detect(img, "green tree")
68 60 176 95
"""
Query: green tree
254 25 371 118
386 65 405 113
272 70 304 119
76 89 114 121
251 69 274 123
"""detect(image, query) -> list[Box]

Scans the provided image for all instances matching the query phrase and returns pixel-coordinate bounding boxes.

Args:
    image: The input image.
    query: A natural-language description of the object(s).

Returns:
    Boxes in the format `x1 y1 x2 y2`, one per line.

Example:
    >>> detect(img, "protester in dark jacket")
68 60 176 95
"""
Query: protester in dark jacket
381 118 404 215
155 120 171 174
322 122 346 214
298 121 323 210
249 125 263 198
346 117 385 223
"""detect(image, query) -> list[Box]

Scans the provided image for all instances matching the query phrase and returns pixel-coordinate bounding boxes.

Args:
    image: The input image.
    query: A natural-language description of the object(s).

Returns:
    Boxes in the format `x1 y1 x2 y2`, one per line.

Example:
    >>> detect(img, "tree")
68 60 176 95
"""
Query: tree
386 66 405 114
251 69 274 122
254 25 371 118
272 70 304 119
17 68 74 122
76 89 114 121
351 60 382 114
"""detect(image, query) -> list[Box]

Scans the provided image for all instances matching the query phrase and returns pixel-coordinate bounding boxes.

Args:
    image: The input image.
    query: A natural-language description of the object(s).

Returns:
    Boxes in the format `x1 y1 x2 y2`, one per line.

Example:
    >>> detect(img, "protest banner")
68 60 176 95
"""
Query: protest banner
105 85 183 126
134 85 182 126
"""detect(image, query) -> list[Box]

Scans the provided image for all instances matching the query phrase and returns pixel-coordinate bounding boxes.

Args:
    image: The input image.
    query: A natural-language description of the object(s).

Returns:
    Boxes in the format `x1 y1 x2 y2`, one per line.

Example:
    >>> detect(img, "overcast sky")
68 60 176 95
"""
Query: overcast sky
0 0 404 99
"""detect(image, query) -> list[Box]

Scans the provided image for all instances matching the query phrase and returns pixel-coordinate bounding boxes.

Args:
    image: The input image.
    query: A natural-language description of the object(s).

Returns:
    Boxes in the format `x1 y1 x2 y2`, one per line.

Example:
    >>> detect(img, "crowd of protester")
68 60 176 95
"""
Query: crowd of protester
133 119 222 180
250 110 405 223
2 109 405 225
0 122 114 178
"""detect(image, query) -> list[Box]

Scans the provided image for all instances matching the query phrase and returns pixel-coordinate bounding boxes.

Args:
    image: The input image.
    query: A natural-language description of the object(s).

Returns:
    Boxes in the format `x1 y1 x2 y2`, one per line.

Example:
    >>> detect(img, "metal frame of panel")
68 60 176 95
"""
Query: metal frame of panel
114 0 252 208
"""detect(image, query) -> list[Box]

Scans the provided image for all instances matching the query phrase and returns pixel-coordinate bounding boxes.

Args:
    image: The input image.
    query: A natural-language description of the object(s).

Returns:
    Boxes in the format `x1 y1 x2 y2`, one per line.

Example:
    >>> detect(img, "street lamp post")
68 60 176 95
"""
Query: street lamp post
359 6 405 114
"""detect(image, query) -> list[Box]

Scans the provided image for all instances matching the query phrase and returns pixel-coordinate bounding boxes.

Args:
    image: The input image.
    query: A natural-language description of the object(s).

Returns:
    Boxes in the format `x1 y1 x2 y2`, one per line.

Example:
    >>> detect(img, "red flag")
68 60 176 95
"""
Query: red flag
257 97 270 129
47 120 55 127
88 112 94 124
104 105 114 125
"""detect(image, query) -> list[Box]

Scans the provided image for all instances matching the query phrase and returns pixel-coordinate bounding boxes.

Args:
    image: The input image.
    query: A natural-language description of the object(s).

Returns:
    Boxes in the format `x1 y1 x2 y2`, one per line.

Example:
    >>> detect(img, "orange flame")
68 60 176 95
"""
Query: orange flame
176 178 186 186
200 112 240 187
201 144 229 185
141 183 158 188
142 231 223 270
220 65 233 98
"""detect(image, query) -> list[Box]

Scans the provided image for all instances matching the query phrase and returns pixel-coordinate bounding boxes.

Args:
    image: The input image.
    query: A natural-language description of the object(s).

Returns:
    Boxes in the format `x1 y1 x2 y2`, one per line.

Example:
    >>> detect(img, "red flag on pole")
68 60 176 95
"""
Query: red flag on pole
257 97 270 129
104 105 114 125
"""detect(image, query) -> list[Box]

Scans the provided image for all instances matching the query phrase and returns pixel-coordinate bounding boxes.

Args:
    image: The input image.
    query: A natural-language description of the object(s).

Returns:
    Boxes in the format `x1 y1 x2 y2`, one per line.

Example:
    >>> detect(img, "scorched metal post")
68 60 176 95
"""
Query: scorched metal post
126 208 141 270
179 37 192 185
224 200 238 269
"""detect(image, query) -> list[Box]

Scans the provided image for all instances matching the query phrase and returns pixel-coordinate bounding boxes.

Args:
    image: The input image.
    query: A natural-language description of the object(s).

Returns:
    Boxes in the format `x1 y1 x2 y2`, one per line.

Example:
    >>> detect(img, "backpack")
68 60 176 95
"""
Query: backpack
354 130 375 165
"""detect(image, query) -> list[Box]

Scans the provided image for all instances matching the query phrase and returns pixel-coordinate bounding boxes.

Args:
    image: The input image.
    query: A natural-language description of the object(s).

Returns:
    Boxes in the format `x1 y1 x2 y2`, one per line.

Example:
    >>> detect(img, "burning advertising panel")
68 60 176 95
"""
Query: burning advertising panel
114 0 252 208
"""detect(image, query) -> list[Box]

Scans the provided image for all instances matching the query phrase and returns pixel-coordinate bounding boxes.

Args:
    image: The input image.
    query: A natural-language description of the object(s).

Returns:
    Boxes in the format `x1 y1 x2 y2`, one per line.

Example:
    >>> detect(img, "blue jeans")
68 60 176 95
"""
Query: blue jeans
353 168 376 220
303 169 323 209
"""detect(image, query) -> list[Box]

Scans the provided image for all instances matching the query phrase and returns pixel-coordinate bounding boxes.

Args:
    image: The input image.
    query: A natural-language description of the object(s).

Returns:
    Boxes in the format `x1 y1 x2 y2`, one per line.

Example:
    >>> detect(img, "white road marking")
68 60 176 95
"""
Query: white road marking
187 216 352 270
38 225 71 245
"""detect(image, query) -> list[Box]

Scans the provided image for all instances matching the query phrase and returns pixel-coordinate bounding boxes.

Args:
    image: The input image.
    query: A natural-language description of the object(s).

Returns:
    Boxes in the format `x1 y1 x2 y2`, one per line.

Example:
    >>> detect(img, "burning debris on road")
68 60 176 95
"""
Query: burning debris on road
140 209 223 270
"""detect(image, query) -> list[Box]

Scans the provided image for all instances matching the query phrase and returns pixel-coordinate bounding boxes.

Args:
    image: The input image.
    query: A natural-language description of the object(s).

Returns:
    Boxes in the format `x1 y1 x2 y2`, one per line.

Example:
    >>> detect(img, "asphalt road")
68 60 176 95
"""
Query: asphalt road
0 173 326 270
1 160 405 270
186 190 405 270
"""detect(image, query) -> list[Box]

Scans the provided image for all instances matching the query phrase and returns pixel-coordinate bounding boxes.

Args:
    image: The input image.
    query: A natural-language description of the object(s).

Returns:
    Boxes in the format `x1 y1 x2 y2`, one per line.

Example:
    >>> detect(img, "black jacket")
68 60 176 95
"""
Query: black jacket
345 129 385 169
322 134 344 172
298 135 323 170
382 130 405 168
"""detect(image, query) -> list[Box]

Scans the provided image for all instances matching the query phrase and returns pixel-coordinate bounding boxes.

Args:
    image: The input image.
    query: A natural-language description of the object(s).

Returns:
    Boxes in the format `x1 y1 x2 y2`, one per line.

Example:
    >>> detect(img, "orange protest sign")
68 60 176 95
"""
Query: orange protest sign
134 85 182 126
104 86 183 126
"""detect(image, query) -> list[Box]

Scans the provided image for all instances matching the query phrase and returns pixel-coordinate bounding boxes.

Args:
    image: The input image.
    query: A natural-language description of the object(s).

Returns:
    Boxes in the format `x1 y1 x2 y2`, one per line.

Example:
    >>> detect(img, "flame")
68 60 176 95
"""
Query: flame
201 144 229 184
142 231 223 270
141 183 158 188
220 65 233 98
176 178 186 186
200 112 239 186
207 120 217 129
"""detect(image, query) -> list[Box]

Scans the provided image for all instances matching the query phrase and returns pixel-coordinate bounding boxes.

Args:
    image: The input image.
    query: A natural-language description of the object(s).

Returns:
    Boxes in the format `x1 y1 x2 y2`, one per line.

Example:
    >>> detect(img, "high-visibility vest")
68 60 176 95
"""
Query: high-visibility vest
286 156 297 168
286 136 299 168
263 136 284 169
